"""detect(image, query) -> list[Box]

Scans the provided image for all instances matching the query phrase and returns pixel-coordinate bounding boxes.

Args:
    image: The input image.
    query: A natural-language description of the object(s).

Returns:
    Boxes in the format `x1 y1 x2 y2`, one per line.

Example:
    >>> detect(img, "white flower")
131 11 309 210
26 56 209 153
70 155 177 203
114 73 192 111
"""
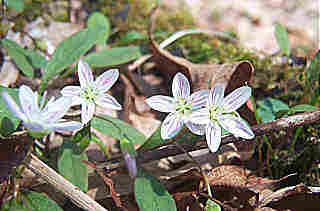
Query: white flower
146 72 209 139
189 84 255 152
1 85 82 137
61 60 122 124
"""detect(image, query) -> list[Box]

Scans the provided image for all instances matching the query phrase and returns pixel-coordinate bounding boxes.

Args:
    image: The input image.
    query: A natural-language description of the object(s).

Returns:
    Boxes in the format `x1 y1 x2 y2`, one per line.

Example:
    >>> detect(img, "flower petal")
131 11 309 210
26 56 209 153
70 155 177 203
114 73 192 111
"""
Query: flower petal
222 86 251 112
209 83 225 107
1 92 27 122
96 93 122 110
19 85 38 114
172 73 190 100
206 122 221 152
145 95 175 113
44 97 72 122
50 121 82 132
185 121 206 135
61 86 81 97
95 69 119 92
161 113 184 139
123 152 137 178
188 108 210 125
218 114 254 139
190 89 209 110
81 102 95 124
78 60 94 88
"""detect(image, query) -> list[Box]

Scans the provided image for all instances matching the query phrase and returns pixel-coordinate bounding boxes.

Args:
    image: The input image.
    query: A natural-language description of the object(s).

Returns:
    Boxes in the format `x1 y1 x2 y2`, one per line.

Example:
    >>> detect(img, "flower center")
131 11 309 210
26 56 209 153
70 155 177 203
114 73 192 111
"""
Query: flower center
81 85 99 103
209 104 223 121
175 98 192 115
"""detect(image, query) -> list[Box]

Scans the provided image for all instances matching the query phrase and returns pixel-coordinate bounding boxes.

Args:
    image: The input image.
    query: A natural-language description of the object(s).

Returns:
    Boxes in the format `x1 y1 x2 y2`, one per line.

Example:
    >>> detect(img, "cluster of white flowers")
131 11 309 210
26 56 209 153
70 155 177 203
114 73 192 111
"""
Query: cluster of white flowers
2 60 254 153
146 73 255 152
2 60 122 137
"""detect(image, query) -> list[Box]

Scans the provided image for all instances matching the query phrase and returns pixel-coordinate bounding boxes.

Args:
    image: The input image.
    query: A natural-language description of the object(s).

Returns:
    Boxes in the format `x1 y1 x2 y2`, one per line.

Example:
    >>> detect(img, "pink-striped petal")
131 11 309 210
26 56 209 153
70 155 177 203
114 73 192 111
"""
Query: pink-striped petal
44 97 72 122
95 69 119 92
161 113 184 139
209 83 225 107
222 86 251 112
1 92 27 122
172 73 190 100
185 121 206 135
50 121 82 132
81 102 95 125
78 60 94 88
188 108 210 125
61 86 81 97
190 89 209 110
218 114 254 139
146 95 175 113
206 121 221 152
19 85 38 114
96 93 122 110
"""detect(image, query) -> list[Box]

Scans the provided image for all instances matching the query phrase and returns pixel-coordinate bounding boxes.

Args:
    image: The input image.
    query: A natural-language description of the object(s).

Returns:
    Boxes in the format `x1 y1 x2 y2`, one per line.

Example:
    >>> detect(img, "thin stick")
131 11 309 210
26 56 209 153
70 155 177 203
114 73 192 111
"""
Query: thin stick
97 109 320 170
24 153 108 211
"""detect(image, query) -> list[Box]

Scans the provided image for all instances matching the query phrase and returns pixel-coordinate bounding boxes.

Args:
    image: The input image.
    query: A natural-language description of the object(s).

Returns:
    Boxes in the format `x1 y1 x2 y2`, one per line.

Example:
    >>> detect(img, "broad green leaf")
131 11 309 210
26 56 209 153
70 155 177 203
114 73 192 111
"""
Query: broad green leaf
257 97 289 123
205 200 221 211
2 39 47 69
0 86 20 136
2 191 62 211
83 46 142 68
2 40 33 77
120 135 137 156
58 139 88 192
274 23 290 56
40 26 106 92
91 115 146 145
5 0 24 11
258 97 289 113
290 104 317 113
306 50 320 87
134 169 177 211
87 12 110 45
118 30 145 44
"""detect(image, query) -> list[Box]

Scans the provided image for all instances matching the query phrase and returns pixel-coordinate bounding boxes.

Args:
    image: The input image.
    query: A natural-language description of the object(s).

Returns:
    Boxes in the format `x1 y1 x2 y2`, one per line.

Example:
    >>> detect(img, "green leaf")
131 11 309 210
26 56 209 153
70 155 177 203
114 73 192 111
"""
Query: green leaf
274 23 290 56
306 50 320 87
2 39 47 69
91 133 110 157
120 135 137 156
290 104 317 113
2 191 62 211
58 139 88 192
5 0 24 11
72 124 91 152
205 200 221 211
83 46 142 68
2 39 34 77
91 115 146 145
257 97 289 123
87 12 110 45
0 86 20 136
40 26 106 92
258 97 289 113
134 169 177 211
118 30 145 44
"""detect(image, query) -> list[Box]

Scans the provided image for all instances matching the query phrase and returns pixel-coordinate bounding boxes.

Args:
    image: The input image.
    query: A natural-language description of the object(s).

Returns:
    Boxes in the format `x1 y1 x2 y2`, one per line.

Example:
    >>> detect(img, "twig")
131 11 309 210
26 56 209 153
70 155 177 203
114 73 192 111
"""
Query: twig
97 109 320 171
23 153 108 211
